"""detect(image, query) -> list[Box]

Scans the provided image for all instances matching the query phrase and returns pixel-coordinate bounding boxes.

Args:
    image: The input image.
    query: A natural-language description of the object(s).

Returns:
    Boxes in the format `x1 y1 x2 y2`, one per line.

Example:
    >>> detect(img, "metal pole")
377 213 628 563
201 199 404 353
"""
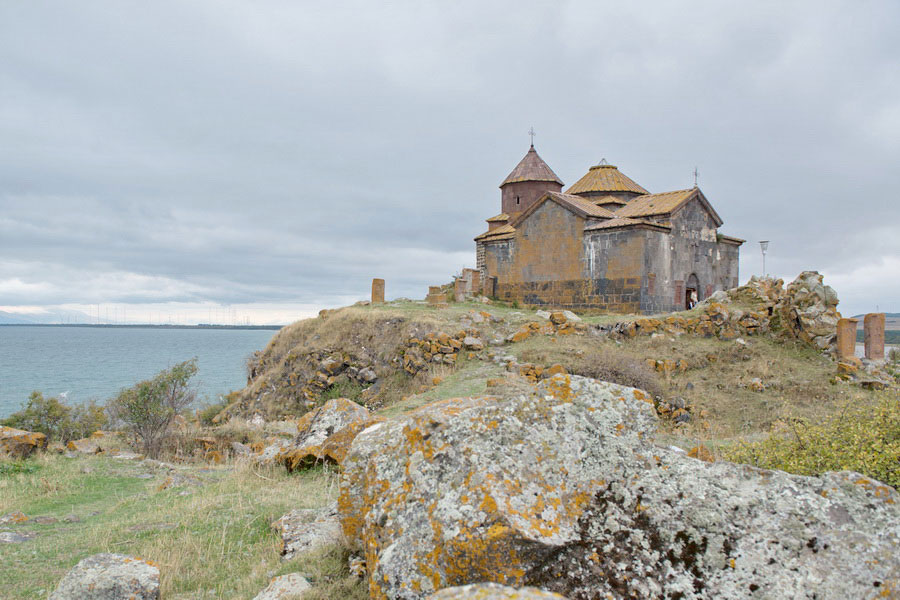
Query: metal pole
759 241 769 277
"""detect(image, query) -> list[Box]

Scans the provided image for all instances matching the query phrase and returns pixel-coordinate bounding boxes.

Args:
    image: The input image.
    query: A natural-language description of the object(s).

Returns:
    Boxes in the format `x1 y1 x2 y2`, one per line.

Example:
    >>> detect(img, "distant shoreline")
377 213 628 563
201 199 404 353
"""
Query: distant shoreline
0 323 283 331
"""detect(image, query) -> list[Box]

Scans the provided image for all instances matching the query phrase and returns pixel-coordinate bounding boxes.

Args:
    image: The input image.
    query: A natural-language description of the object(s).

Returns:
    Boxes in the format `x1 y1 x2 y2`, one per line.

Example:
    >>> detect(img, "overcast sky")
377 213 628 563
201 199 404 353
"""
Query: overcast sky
1 1 898 324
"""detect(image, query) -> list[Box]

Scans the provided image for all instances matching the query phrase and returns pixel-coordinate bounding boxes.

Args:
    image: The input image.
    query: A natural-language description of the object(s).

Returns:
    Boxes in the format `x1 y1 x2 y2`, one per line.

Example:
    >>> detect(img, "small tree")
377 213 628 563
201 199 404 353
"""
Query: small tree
109 359 198 458
1 391 107 443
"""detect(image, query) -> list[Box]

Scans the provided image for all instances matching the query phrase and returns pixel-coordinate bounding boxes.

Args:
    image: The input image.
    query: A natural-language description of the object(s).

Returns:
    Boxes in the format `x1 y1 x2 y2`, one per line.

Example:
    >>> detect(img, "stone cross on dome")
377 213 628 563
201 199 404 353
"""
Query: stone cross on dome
528 126 535 147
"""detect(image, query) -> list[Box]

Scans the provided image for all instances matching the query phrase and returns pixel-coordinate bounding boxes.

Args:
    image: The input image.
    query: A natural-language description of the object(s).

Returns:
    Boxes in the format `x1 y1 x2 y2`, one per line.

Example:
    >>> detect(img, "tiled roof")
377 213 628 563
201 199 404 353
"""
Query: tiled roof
500 146 564 187
615 189 696 218
486 213 509 222
718 234 745 245
474 223 516 242
584 218 672 232
547 192 617 219
588 195 629 206
566 162 648 195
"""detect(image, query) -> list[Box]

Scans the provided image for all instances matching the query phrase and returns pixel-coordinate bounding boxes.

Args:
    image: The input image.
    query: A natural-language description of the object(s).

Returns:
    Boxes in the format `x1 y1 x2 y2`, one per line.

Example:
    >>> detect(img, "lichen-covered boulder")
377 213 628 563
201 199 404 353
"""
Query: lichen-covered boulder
427 583 567 599
275 397 375 470
272 502 342 560
0 425 47 458
339 375 900 600
49 553 159 599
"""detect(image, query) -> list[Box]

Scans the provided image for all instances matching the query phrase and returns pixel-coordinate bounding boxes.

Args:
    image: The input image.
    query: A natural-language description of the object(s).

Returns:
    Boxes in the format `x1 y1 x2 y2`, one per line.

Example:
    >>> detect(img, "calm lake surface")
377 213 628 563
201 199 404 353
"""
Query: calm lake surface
0 326 278 418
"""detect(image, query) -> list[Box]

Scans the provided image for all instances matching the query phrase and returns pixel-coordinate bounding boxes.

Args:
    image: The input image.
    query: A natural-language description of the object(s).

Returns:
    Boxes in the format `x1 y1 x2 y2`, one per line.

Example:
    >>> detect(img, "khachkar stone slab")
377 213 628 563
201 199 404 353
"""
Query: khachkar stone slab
864 312 885 360
371 278 385 304
836 317 858 359
454 279 466 302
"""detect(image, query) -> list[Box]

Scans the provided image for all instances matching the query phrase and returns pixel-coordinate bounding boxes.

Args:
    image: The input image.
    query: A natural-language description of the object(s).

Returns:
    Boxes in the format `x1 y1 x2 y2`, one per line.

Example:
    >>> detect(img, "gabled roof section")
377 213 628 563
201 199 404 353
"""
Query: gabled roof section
509 191 617 228
486 213 509 223
500 145 564 187
565 161 649 195
615 188 723 227
584 217 672 233
474 223 515 242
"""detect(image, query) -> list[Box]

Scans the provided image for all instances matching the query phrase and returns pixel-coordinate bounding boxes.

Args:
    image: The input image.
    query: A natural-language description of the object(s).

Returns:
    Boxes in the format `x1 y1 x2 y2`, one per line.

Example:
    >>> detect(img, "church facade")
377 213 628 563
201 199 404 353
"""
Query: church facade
475 145 743 313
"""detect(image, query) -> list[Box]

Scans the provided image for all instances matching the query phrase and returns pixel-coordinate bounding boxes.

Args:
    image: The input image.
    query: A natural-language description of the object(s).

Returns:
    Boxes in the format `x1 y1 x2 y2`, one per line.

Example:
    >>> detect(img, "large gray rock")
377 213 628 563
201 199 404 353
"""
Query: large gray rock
275 397 373 470
252 573 311 599
50 553 159 599
339 375 900 600
427 583 568 599
272 502 342 560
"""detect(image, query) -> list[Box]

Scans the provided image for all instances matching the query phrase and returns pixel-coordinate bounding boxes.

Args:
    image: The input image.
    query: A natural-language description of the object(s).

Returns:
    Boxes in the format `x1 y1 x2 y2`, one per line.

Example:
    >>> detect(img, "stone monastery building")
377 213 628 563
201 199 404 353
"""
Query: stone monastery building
475 145 744 313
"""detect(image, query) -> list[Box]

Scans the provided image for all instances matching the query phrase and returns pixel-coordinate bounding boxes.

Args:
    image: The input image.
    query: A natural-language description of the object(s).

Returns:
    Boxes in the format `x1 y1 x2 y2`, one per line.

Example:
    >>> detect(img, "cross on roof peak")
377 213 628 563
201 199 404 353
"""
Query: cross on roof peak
528 127 535 147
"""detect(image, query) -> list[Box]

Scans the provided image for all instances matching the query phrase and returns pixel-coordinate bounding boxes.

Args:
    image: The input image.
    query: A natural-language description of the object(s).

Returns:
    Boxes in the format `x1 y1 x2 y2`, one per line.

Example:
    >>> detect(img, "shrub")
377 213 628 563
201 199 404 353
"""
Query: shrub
721 395 899 488
0 391 107 443
197 400 228 426
108 359 198 458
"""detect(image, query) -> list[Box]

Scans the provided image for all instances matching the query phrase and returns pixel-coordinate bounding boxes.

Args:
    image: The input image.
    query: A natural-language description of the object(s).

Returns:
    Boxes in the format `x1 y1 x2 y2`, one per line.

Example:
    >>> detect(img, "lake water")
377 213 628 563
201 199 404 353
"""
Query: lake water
0 326 278 418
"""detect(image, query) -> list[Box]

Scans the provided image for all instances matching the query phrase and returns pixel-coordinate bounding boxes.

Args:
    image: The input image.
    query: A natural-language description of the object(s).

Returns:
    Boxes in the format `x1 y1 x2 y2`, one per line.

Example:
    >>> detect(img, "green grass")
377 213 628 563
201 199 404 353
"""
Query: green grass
0 454 354 599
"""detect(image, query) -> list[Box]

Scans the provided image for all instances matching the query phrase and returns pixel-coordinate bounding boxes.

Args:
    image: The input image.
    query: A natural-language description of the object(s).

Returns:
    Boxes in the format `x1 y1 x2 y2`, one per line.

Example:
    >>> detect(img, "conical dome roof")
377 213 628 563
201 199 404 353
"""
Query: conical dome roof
500 146 564 187
566 160 648 195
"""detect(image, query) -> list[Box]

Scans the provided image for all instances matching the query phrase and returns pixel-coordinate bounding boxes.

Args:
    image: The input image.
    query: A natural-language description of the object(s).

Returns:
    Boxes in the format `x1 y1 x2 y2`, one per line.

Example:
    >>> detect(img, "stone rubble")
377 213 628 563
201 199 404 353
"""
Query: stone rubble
427 583 568 599
0 425 47 458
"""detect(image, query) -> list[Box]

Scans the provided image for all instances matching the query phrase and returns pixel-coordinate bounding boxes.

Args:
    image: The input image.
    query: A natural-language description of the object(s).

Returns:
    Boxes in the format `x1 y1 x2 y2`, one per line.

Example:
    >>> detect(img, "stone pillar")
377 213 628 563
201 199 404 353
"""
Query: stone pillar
454 279 466 303
471 270 481 294
864 313 885 360
426 286 446 306
836 317 858 360
371 278 385 304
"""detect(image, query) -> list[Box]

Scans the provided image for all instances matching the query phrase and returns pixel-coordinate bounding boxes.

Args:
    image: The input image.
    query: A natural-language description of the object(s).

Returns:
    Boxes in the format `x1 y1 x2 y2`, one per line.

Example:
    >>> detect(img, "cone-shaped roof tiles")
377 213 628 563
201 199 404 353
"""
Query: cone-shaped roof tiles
500 146 564 187
566 161 648 195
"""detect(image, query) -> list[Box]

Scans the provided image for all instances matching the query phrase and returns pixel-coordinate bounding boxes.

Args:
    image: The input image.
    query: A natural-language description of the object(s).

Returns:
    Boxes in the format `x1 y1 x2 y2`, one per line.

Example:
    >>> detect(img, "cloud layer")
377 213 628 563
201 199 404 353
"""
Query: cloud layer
1 1 897 322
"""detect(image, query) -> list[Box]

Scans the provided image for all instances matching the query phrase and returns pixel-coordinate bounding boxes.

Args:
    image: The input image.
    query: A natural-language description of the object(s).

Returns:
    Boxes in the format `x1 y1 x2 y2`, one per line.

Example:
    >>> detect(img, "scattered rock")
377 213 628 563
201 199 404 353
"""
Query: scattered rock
272 502 342 561
62 514 82 523
535 310 551 320
49 553 159 600
463 336 484 351
427 583 568 599
748 377 765 391
339 375 900 599
358 367 378 383
561 310 581 322
549 311 567 325
0 425 47 458
252 573 311 600
0 511 29 525
0 531 35 543
32 515 58 524
231 441 253 456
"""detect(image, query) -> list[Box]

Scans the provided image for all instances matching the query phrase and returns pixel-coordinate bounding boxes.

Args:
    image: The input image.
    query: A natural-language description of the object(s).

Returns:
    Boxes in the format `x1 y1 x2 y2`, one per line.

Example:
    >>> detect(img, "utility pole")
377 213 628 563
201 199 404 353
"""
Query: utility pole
759 241 769 277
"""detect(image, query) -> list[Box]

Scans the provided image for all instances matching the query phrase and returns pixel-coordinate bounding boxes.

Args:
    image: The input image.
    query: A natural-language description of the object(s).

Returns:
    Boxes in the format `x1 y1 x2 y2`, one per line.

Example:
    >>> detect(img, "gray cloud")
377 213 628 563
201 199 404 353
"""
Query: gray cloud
1 0 898 320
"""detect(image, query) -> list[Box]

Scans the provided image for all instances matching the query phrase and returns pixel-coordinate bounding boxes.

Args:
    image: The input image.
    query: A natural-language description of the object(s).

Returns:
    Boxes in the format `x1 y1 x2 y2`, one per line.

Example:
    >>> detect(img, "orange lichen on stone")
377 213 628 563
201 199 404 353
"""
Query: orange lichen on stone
687 445 715 462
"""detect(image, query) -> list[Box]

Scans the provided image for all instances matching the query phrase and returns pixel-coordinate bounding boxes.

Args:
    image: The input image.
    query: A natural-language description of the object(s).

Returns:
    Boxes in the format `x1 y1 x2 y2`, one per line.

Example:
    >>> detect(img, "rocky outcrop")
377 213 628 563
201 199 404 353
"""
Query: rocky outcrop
276 398 379 470
339 375 900 600
50 553 159 599
272 502 342 560
773 270 840 350
0 425 47 458
252 573 311 600
427 583 568 599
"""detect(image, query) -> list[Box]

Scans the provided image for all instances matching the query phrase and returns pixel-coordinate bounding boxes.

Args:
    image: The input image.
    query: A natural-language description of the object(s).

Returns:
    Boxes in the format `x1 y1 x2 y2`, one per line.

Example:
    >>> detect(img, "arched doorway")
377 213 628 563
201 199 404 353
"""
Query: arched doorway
686 273 700 308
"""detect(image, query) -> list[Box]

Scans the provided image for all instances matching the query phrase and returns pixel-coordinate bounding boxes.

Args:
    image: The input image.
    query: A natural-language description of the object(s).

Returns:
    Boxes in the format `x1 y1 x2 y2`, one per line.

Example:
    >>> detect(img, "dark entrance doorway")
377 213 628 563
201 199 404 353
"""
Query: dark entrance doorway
686 273 700 308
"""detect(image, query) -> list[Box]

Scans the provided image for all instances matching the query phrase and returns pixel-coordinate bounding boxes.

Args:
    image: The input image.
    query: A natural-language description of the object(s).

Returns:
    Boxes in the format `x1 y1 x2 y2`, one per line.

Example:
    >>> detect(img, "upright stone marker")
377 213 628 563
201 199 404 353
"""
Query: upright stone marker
836 317 858 359
864 313 885 360
371 278 385 304
454 279 466 303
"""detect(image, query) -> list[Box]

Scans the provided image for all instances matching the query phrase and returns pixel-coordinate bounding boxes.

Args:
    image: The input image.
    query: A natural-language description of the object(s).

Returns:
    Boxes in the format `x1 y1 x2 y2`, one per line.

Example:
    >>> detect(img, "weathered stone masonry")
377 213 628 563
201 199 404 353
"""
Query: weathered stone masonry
476 146 743 313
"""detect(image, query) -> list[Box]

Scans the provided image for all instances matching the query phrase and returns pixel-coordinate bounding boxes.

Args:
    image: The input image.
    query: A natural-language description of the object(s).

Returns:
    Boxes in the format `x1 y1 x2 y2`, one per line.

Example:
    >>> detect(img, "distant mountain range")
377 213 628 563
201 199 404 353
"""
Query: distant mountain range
0 309 98 325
